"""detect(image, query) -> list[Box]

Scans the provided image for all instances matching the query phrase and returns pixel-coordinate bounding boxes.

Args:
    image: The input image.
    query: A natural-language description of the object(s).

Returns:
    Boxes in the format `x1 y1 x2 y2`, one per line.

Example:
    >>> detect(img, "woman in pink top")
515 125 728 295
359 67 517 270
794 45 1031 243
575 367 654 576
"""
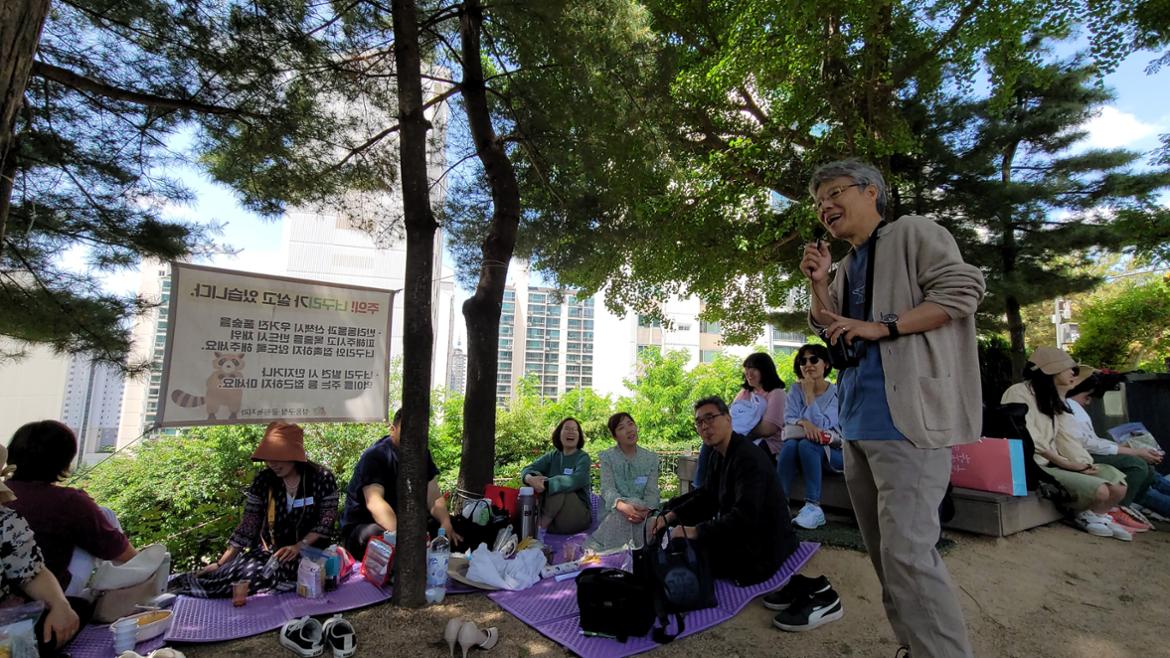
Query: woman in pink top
694 353 786 488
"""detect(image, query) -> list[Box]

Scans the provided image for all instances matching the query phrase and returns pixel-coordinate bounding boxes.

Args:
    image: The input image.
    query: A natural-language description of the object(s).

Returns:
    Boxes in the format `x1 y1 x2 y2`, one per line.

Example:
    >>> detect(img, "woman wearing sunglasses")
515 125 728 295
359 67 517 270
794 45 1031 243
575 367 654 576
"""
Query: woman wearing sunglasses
778 344 843 529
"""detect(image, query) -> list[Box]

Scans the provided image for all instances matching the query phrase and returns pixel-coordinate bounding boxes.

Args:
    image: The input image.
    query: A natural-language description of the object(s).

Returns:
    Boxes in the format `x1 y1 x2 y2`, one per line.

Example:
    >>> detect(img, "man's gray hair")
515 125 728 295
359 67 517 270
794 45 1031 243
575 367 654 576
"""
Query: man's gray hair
809 160 887 216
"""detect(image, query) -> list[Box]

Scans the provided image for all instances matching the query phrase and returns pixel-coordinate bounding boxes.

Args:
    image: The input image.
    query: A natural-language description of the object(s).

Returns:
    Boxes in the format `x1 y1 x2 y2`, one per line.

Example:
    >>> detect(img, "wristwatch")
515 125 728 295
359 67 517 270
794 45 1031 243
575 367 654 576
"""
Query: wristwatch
881 313 900 339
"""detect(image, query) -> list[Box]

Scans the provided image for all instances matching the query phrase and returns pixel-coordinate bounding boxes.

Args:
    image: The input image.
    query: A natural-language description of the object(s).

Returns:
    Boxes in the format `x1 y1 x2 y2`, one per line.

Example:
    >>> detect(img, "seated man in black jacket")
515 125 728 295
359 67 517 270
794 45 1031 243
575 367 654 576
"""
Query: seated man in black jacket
653 396 798 585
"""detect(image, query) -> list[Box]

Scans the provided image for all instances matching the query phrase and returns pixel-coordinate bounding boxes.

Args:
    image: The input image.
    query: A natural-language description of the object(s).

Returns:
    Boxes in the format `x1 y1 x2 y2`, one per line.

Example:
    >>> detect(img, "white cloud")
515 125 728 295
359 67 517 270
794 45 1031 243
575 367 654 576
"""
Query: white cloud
1079 106 1161 149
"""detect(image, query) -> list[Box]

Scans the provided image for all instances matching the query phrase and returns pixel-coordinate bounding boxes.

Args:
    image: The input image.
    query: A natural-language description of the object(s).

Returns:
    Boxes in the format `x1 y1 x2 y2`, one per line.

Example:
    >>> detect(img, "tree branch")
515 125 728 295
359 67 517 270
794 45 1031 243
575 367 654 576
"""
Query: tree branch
31 61 259 117
892 0 984 85
330 84 462 171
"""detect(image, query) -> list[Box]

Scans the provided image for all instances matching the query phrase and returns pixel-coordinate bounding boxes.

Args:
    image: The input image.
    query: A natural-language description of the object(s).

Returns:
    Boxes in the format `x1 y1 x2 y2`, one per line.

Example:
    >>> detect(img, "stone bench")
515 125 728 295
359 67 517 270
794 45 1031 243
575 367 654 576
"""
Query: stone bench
676 454 1064 537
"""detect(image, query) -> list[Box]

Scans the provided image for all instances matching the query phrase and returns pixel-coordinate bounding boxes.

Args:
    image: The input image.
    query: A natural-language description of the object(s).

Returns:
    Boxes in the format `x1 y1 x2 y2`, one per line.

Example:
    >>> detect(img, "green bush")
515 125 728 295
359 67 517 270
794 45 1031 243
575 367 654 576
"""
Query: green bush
79 346 800 569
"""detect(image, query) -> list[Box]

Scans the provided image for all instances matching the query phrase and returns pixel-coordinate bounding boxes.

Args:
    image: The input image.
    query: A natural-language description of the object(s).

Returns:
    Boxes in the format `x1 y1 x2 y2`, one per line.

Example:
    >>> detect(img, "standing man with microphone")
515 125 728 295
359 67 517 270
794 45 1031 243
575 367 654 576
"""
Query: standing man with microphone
800 160 984 658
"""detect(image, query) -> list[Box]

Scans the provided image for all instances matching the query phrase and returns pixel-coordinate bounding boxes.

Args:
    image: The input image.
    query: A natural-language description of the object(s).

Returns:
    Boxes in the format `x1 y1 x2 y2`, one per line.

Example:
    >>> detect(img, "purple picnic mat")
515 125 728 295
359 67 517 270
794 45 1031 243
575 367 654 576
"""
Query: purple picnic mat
163 570 476 643
489 541 820 658
67 624 167 658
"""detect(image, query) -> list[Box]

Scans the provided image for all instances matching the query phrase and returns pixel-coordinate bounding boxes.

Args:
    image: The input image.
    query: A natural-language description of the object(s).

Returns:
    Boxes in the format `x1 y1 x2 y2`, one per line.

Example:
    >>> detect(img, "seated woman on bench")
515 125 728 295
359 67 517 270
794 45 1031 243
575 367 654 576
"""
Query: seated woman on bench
777 344 843 530
520 418 593 541
1001 348 1131 541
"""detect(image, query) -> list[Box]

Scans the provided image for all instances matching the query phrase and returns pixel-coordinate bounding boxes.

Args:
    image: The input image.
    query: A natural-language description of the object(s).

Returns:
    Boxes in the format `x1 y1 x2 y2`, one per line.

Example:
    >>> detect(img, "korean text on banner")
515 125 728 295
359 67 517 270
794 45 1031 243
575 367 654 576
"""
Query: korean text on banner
950 437 1027 496
156 262 394 427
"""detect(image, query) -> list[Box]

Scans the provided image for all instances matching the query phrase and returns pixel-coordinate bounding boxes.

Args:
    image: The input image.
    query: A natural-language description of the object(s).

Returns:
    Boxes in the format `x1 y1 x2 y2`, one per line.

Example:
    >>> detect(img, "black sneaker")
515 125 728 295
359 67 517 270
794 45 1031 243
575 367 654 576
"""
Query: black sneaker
762 574 831 611
772 587 844 632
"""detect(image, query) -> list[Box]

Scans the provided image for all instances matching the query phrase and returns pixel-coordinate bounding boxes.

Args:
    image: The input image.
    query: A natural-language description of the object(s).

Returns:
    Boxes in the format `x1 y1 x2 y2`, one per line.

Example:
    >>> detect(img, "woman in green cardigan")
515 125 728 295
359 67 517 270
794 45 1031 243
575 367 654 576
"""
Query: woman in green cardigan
587 412 660 553
521 417 593 538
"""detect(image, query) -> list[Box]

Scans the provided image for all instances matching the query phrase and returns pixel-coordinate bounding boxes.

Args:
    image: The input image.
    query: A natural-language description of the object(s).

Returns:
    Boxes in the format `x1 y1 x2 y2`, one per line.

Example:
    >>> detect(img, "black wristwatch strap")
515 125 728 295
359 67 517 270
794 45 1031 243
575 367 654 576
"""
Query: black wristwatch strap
884 319 900 339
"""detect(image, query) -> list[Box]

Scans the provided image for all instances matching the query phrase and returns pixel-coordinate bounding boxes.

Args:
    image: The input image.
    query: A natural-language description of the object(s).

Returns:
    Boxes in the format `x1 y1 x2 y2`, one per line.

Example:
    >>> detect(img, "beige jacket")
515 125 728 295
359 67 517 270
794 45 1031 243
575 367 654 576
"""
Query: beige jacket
1000 382 1094 467
810 215 986 449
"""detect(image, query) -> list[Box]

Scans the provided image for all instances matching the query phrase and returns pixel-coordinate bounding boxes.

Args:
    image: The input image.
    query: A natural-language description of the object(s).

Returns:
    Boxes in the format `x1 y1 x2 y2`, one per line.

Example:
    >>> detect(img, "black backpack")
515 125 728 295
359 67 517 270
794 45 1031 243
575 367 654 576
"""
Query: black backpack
575 568 655 642
633 520 717 643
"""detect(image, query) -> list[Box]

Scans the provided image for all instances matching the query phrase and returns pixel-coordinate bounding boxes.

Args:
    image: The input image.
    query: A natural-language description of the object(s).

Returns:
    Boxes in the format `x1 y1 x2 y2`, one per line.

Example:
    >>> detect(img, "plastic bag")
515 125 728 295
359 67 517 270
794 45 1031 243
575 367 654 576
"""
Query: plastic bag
0 601 44 658
465 544 546 591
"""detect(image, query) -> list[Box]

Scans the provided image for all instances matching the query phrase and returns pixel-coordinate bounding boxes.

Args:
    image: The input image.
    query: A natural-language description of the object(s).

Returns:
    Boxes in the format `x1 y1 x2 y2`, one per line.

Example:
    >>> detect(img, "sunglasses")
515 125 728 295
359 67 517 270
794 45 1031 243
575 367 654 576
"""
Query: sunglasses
798 356 823 366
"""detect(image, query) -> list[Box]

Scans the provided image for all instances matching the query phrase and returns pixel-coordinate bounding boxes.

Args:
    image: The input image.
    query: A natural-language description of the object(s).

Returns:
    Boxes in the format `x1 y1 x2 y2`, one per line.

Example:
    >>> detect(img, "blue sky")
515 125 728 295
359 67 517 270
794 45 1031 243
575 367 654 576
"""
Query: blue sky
62 45 1170 299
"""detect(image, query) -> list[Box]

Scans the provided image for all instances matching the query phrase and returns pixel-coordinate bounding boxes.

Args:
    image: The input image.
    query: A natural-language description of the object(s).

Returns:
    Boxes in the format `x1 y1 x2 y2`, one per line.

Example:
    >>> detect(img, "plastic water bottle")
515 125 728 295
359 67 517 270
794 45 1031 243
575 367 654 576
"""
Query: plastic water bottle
518 486 536 540
425 528 450 603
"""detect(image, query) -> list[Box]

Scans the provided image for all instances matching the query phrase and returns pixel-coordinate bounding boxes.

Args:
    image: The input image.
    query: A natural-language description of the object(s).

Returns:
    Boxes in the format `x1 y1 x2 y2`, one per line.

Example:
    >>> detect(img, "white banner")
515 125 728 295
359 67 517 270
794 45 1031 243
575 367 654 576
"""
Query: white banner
157 263 394 427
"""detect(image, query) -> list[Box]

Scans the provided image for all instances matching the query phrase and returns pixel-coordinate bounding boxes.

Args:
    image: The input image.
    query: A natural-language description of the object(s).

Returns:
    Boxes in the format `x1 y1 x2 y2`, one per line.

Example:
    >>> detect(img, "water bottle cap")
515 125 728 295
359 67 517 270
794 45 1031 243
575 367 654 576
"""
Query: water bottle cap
437 527 446 537
519 486 534 495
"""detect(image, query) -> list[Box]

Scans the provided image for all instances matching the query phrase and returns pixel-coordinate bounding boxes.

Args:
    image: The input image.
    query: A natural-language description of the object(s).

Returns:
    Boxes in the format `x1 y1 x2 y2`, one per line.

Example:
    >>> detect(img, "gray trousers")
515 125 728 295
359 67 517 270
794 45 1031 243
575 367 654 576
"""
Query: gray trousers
844 439 973 658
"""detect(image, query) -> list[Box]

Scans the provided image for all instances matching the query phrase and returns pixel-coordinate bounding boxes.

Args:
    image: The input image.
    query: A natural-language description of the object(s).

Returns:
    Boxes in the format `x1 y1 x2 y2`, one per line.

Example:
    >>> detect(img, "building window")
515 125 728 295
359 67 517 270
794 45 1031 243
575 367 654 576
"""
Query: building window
700 320 721 334
700 349 720 363
637 314 661 328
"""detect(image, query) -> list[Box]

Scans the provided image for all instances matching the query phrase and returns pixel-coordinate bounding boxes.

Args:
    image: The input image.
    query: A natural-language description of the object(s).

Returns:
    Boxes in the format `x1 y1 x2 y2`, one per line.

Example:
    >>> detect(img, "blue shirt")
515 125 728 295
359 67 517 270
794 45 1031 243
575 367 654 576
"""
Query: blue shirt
837 239 906 441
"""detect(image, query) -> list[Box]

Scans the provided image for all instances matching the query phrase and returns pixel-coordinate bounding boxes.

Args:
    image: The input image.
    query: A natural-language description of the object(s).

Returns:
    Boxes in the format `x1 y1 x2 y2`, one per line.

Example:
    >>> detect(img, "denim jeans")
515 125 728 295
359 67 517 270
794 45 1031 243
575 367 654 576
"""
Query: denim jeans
1138 472 1170 517
776 439 844 504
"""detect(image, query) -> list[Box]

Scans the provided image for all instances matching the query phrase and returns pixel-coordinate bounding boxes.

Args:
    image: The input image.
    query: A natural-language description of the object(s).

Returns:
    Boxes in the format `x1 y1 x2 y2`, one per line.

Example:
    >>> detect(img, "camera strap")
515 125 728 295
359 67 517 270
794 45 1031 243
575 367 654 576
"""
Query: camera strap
841 220 885 322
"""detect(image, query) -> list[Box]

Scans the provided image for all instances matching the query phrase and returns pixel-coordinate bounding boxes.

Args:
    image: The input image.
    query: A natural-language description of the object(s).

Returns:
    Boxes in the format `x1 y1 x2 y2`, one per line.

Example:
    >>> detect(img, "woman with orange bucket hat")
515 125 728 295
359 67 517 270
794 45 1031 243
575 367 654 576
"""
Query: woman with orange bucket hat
169 422 339 597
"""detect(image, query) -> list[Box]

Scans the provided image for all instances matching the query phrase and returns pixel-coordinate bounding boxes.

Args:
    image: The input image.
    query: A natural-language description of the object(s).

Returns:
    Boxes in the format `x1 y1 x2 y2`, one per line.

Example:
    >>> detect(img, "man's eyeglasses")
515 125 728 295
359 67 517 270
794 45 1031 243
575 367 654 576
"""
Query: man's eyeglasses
815 183 863 208
694 412 725 429
798 355 822 366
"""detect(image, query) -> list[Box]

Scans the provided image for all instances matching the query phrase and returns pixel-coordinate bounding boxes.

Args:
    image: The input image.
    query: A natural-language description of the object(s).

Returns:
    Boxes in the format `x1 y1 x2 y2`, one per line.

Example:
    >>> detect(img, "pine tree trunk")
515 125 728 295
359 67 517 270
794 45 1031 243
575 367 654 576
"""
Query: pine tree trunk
999 140 1026 380
390 0 436 609
1005 294 1027 380
0 0 51 257
456 0 522 498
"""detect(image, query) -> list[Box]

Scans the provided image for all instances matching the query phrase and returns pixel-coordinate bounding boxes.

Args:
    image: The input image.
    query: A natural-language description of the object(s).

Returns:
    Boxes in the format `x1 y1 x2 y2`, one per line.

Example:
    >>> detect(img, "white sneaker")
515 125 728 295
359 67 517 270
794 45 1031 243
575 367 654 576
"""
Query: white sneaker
1095 513 1133 542
1074 511 1112 538
792 504 826 530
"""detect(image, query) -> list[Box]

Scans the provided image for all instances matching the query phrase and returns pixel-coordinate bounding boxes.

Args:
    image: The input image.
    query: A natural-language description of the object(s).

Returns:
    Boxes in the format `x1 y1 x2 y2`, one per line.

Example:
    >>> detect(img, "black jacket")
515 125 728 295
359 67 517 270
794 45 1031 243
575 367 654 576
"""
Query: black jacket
665 433 797 585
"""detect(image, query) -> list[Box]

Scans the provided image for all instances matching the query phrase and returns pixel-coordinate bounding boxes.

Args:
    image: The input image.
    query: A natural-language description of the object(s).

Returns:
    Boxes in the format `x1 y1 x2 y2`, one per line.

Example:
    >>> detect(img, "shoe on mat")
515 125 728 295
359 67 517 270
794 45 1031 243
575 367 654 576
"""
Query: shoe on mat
1107 508 1149 532
1074 511 1112 538
772 587 844 632
280 616 325 657
762 574 831 611
792 503 827 530
322 615 356 658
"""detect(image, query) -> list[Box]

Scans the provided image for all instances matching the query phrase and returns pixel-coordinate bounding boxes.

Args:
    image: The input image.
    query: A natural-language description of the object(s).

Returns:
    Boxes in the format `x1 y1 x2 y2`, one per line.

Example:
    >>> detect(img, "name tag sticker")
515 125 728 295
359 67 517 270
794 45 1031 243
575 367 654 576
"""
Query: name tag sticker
563 468 574 476
291 496 315 508
634 476 649 486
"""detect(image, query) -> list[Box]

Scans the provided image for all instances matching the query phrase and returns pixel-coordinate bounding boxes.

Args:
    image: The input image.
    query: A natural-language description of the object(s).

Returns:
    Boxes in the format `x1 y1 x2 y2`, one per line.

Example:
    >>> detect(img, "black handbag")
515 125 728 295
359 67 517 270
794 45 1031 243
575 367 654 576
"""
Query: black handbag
633 517 717 643
575 568 655 641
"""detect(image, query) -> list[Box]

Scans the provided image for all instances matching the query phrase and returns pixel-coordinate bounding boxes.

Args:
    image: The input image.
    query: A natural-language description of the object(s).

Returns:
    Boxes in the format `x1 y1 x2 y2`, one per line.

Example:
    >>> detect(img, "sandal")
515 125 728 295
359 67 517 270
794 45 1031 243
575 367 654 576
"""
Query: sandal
444 618 466 658
321 615 356 658
279 616 325 657
457 620 499 658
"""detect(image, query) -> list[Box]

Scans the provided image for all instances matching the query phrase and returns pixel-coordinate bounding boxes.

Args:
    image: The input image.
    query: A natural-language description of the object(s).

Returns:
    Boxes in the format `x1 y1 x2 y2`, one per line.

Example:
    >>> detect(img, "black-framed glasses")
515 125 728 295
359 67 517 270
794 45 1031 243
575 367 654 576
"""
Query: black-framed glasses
1071 366 1081 375
694 412 724 428
798 355 823 366
815 183 863 207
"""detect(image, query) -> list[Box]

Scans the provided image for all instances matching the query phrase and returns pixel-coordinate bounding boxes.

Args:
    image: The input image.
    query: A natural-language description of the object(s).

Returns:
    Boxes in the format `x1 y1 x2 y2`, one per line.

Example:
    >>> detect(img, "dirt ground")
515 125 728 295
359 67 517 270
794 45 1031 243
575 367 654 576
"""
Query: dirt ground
177 524 1170 658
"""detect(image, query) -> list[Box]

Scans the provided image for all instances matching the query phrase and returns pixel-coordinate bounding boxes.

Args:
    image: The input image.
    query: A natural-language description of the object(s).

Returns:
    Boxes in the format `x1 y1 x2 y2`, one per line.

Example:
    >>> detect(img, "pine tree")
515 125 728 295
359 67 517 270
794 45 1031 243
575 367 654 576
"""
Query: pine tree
894 50 1170 376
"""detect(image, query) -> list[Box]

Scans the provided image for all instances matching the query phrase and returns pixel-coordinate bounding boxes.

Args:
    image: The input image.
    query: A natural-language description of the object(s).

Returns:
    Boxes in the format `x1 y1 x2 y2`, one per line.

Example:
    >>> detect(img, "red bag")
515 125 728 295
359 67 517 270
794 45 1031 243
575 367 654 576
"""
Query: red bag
484 484 521 520
951 437 1027 496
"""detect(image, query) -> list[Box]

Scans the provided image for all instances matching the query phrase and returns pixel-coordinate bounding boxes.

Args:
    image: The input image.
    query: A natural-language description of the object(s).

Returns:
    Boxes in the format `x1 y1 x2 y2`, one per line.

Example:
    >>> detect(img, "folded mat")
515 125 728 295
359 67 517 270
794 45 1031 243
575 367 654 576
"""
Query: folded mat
164 572 477 643
488 541 820 658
